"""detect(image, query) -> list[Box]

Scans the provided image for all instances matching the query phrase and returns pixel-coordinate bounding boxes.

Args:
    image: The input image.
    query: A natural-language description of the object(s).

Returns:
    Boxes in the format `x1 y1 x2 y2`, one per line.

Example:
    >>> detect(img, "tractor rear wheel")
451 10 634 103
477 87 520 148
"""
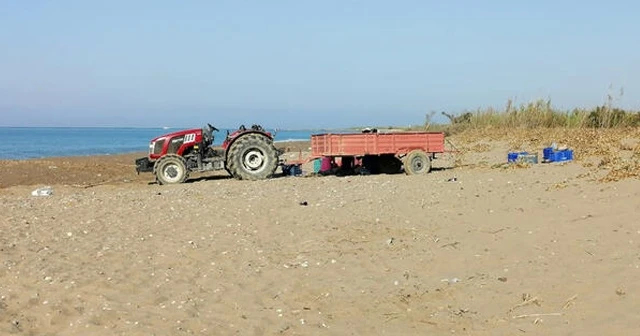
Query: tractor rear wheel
226 133 279 180
403 150 431 175
154 154 189 185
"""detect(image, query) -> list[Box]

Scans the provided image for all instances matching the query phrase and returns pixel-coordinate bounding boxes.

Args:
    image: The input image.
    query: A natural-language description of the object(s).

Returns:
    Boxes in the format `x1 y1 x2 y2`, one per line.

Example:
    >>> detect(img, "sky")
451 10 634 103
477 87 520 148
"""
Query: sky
1 0 639 129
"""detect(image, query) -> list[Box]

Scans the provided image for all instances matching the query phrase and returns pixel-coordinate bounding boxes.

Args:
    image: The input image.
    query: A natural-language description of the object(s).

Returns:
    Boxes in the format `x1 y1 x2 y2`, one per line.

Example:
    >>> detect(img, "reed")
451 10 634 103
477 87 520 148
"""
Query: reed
431 98 640 133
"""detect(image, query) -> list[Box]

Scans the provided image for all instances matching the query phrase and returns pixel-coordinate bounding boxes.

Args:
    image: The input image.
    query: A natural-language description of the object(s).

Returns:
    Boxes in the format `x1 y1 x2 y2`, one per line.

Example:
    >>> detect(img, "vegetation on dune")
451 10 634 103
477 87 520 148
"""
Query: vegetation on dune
356 88 640 182
353 92 640 133
443 126 640 183
426 93 639 182
391 88 640 183
417 88 639 134
438 98 639 130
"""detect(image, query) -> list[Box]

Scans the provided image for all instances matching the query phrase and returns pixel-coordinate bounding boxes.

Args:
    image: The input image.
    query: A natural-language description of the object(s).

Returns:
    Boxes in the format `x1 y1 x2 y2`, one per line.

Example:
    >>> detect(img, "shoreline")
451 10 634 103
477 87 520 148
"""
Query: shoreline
0 141 312 189
0 141 311 162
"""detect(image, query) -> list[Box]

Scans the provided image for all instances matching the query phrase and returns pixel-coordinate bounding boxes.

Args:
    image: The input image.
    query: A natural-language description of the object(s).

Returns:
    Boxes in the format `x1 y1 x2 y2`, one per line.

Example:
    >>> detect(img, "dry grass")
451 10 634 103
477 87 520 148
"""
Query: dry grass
430 95 640 131
598 149 640 182
404 96 640 182
449 127 640 182
456 128 639 159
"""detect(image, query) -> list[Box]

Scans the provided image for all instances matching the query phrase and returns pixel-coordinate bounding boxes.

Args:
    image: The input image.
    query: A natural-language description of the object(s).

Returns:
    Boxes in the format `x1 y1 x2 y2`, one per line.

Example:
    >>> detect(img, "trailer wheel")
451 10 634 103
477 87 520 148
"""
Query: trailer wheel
154 154 189 185
377 154 403 174
403 150 431 175
227 133 279 180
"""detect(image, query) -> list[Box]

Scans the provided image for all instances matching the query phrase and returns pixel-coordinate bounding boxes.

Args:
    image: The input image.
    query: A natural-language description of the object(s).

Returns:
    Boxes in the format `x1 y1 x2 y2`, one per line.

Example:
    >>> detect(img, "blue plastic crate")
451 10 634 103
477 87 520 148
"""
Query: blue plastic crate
508 152 529 162
290 164 303 176
282 164 303 176
508 152 538 164
543 147 573 162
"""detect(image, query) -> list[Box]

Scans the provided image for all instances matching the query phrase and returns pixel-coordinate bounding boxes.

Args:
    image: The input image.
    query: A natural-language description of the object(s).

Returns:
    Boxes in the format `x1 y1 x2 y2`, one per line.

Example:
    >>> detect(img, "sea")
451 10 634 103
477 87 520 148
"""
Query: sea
0 127 348 160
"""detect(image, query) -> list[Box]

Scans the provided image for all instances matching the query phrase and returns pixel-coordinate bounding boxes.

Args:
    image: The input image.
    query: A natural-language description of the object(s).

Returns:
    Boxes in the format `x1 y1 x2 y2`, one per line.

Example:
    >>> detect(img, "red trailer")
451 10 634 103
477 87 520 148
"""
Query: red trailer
285 130 447 175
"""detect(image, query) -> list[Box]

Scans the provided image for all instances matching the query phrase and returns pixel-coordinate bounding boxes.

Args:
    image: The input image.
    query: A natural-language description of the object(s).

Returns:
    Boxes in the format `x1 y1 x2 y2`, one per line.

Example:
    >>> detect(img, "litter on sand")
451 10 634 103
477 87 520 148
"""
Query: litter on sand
31 186 53 196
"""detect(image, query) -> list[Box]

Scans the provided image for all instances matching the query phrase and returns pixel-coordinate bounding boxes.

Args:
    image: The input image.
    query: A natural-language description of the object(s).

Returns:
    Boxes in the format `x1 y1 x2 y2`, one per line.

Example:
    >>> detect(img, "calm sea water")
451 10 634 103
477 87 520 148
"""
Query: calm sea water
0 127 342 160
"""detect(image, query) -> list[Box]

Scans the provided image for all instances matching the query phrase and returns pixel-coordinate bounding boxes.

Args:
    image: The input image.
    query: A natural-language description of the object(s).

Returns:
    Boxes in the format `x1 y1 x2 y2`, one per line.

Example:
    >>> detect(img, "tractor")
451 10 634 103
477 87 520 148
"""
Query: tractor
135 123 282 184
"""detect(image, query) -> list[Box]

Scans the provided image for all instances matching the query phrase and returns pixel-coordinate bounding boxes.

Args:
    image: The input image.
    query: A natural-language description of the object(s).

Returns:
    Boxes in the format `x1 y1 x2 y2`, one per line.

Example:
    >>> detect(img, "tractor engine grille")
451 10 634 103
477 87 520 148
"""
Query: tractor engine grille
152 139 165 155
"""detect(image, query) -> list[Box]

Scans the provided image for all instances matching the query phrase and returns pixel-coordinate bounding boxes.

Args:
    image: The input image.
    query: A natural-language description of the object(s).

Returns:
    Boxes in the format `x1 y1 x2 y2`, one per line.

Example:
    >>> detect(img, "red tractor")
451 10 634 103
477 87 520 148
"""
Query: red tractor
135 124 282 184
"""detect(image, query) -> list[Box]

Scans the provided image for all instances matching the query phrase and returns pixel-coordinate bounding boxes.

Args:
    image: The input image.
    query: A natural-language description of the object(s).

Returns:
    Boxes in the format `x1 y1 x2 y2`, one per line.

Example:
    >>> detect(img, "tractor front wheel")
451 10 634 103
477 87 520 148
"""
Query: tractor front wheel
154 154 189 185
226 134 279 180
403 150 431 175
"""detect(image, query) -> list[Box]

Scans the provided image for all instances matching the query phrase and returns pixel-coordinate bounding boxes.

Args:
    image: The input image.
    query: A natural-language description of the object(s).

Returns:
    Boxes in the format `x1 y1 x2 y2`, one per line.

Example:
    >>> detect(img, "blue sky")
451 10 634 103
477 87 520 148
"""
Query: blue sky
1 0 638 129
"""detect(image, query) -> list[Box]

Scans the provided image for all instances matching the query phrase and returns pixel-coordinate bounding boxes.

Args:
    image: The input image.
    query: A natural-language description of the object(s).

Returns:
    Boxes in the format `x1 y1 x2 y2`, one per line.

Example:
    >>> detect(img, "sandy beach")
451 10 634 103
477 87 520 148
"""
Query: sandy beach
1 132 640 335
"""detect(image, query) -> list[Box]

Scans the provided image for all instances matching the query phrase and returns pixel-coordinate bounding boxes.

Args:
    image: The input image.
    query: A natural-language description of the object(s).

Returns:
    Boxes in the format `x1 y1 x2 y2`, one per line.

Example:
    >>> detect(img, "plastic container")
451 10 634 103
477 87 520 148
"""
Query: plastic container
320 156 332 172
543 147 574 162
289 164 302 176
508 152 525 162
31 186 53 196
313 159 322 173
508 152 535 163
518 154 538 164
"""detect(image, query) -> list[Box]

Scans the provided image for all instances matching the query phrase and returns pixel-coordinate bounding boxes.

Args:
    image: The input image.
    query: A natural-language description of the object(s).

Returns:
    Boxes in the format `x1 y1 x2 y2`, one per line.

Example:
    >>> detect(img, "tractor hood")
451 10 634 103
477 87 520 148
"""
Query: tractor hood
150 128 202 142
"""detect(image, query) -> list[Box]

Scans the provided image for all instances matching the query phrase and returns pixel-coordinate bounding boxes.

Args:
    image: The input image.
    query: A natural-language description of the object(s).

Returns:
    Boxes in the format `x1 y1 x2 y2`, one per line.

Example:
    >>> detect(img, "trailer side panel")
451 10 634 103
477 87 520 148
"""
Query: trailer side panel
311 132 445 157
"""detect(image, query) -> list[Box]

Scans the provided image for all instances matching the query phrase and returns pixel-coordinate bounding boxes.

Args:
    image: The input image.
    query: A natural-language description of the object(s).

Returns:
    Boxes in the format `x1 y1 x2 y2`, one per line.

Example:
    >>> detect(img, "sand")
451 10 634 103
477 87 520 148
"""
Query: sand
1 136 639 335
